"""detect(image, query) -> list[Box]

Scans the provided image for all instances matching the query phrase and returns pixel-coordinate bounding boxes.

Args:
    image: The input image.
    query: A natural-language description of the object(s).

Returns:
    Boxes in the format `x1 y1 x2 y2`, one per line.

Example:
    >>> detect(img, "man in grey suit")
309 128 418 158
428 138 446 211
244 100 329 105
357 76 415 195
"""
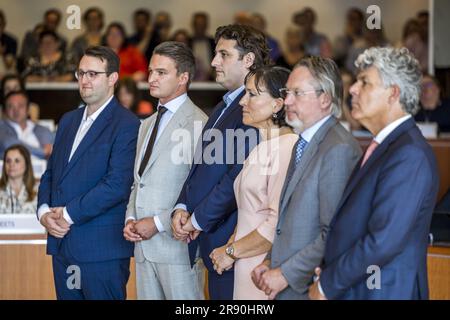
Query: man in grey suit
123 41 207 299
251 56 362 299
0 90 54 159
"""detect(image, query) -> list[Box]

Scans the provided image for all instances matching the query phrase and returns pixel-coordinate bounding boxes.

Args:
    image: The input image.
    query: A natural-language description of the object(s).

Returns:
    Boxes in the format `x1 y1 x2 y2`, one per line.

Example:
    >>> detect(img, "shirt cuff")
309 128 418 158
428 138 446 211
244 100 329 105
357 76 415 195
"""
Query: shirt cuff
153 215 164 232
63 207 74 225
125 216 136 225
173 203 187 212
191 213 203 231
37 203 51 222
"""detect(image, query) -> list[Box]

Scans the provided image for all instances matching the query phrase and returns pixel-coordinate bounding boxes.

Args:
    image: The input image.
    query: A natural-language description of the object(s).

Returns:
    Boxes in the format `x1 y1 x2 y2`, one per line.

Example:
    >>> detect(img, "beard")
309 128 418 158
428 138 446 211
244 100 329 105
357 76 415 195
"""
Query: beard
285 115 305 133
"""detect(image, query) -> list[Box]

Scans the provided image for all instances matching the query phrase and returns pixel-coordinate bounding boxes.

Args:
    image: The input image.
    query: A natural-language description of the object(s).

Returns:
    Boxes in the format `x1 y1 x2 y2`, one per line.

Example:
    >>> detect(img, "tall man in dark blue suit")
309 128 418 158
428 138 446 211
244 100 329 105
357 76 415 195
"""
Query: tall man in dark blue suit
171 24 270 299
309 47 439 300
37 46 140 300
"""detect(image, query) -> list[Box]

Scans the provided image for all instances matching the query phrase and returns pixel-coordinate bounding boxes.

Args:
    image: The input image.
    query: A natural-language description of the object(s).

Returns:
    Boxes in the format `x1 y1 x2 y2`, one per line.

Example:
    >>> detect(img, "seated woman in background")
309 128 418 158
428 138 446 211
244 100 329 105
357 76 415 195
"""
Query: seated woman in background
21 30 75 82
116 77 154 118
210 66 298 300
0 144 37 214
1 74 40 122
104 22 148 81
415 73 450 133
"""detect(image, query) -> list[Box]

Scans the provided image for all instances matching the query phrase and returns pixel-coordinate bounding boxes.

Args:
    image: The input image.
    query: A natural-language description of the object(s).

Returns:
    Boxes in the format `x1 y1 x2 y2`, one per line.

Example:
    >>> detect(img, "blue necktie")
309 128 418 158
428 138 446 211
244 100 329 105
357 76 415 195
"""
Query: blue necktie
294 135 308 166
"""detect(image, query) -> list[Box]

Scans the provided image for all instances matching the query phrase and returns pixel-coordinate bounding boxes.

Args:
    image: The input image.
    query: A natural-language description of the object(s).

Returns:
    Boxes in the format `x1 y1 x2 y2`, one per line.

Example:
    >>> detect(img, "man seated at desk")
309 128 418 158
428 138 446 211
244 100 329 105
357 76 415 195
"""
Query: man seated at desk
0 90 54 160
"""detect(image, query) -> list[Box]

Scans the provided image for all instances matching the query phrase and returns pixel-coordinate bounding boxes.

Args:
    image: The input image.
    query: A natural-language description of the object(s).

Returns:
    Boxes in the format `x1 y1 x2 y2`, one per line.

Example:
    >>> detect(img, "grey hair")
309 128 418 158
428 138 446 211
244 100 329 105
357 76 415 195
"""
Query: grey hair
295 56 343 118
355 47 422 115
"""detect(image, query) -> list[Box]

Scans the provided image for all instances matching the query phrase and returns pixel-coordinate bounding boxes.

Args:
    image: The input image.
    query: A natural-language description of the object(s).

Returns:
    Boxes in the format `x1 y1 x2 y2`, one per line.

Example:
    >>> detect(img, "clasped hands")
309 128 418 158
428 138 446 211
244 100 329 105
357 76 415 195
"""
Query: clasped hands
40 207 70 238
123 217 158 242
171 209 200 243
250 259 289 300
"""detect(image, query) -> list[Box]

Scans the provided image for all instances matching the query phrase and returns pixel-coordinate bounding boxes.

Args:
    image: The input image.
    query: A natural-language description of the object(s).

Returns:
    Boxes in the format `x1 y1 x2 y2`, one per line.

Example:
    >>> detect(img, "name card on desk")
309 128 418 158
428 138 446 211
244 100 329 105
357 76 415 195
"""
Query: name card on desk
417 122 438 139
0 214 46 234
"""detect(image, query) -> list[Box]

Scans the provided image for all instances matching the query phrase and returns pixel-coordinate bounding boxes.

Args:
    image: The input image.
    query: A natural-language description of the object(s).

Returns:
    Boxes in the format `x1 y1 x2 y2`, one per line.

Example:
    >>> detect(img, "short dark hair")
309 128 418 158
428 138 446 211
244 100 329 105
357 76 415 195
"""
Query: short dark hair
244 66 291 127
83 7 104 30
4 90 30 108
153 41 196 86
83 46 120 74
134 9 151 21
214 24 270 71
44 8 62 23
38 30 59 43
1 74 25 99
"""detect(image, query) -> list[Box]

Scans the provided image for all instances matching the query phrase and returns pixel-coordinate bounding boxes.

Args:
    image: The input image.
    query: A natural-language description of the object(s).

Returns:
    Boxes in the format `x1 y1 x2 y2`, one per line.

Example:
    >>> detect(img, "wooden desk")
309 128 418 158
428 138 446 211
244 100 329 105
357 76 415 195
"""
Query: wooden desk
0 234 137 300
0 234 448 299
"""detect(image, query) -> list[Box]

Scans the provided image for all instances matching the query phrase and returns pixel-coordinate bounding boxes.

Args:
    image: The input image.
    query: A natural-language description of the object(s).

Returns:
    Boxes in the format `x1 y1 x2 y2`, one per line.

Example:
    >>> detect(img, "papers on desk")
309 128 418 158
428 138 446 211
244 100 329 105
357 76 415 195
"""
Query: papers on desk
0 214 45 234
417 122 438 139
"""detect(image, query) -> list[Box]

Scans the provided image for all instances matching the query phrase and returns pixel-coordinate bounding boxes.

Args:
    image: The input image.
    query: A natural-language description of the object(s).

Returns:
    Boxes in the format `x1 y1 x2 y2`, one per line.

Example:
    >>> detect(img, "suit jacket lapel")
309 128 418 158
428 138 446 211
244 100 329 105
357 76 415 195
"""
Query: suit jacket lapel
279 117 337 217
141 99 191 176
60 100 114 181
335 118 417 214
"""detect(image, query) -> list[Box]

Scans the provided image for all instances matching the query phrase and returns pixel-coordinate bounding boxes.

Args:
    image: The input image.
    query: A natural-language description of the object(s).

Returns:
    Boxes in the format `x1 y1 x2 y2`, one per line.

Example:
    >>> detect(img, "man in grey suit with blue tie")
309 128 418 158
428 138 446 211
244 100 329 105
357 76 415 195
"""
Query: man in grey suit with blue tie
123 42 207 299
252 56 362 299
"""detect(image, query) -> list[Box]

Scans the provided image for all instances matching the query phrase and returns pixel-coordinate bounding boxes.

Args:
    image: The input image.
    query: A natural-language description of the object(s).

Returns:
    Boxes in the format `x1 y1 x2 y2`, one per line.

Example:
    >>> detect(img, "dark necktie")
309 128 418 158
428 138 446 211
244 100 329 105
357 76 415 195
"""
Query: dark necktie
138 106 168 176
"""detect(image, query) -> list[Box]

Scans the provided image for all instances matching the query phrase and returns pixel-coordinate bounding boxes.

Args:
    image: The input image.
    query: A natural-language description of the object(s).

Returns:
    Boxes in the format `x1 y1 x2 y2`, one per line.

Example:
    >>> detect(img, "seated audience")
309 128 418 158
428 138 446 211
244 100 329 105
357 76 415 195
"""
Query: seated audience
0 90 54 159
19 9 67 66
415 74 450 133
70 7 105 64
116 77 154 118
127 8 153 54
340 69 362 131
293 7 332 58
1 74 40 122
104 22 147 81
190 12 215 81
400 19 428 73
251 13 281 62
171 29 191 46
276 25 306 70
144 11 172 62
333 7 365 68
0 10 18 78
0 144 37 214
22 30 75 82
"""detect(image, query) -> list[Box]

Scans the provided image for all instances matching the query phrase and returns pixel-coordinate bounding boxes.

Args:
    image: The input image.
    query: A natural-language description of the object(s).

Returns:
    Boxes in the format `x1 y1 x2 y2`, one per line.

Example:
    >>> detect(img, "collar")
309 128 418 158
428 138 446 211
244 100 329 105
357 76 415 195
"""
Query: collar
7 119 35 133
82 95 113 122
374 114 412 144
301 115 332 142
157 93 187 114
223 85 245 106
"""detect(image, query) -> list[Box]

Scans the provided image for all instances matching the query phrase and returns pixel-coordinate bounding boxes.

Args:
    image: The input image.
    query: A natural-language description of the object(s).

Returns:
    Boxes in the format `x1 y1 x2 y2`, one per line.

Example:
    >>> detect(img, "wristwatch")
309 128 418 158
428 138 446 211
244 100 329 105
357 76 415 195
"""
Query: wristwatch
225 244 237 260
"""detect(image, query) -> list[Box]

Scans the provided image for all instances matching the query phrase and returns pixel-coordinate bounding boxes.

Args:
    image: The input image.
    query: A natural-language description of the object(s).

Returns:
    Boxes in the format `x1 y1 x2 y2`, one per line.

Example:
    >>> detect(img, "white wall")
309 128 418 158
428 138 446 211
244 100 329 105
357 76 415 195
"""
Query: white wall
3 0 428 53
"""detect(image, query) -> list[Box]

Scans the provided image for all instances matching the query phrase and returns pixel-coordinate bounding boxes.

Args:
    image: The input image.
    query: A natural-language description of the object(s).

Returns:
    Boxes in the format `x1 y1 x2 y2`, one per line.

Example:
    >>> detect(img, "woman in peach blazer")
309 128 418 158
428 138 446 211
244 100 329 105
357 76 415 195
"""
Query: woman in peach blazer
210 66 298 299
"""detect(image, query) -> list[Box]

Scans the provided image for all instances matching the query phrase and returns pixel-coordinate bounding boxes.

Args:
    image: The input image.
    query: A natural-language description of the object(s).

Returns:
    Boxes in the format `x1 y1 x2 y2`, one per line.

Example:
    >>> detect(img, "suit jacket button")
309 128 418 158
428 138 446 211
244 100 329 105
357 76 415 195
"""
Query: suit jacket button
276 229 281 235
139 183 144 188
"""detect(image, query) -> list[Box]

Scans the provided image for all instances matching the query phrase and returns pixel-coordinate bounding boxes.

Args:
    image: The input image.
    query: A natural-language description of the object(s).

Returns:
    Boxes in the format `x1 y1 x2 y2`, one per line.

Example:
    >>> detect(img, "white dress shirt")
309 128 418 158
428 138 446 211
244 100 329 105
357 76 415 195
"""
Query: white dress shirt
37 95 113 224
8 120 40 149
127 93 187 232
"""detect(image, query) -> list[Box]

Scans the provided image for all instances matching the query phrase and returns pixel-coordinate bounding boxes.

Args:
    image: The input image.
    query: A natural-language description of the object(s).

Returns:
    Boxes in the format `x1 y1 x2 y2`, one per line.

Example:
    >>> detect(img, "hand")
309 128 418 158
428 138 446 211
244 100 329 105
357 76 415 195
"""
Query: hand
171 209 190 242
123 220 142 242
309 267 327 300
40 210 70 238
209 245 235 275
260 267 289 300
182 217 200 242
134 217 158 240
50 207 71 229
251 259 271 290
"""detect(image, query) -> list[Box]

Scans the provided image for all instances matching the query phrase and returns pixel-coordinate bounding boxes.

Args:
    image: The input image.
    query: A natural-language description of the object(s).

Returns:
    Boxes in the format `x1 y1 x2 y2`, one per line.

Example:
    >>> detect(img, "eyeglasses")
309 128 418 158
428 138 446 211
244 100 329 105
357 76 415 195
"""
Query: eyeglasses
279 88 323 99
75 70 108 81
